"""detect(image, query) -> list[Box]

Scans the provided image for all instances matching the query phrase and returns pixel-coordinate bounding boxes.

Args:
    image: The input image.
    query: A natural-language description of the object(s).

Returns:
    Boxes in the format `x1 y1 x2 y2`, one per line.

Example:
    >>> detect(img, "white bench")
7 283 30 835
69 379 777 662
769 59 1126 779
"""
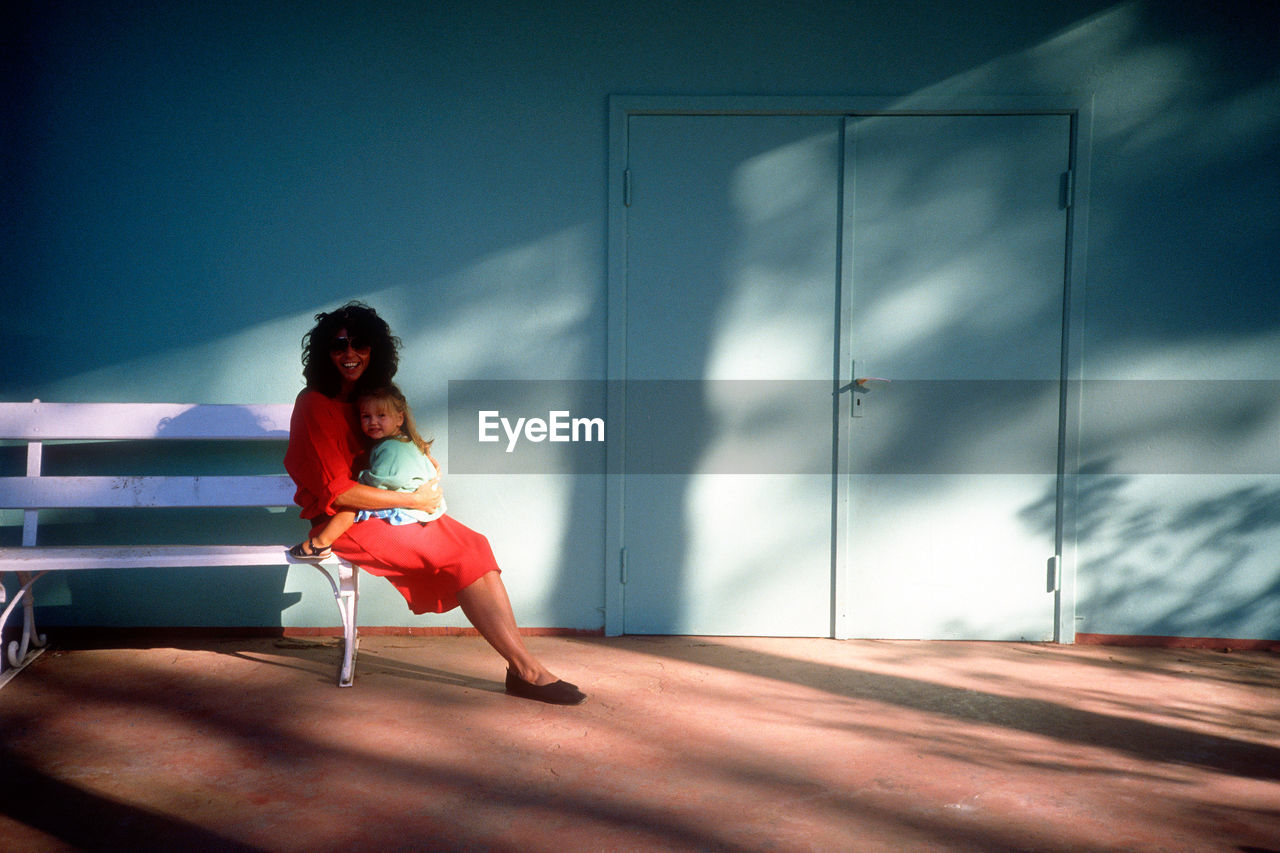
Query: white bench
0 401 360 687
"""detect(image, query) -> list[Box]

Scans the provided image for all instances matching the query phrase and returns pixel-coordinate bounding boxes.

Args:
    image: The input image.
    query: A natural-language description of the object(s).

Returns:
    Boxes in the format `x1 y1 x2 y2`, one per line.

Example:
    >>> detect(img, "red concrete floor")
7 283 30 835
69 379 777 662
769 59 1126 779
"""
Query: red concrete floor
1 635 1278 852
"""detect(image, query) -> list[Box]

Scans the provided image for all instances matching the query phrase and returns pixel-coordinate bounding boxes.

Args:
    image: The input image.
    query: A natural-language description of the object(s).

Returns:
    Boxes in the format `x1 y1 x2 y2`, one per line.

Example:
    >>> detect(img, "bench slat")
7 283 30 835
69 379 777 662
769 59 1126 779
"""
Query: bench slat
0 401 363 688
0 476 297 509
0 402 293 441
0 544 345 571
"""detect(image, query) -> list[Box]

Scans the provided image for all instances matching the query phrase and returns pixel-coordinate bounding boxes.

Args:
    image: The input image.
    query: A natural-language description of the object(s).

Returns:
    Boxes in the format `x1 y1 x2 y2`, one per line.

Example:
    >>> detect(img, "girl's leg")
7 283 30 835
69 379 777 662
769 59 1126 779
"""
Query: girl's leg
312 510 357 549
456 570 558 686
292 511 357 559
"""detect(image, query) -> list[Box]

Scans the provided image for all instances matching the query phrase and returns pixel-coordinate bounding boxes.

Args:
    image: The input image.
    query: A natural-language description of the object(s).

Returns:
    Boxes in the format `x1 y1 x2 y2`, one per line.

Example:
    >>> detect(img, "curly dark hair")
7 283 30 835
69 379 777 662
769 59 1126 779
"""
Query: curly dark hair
301 301 401 398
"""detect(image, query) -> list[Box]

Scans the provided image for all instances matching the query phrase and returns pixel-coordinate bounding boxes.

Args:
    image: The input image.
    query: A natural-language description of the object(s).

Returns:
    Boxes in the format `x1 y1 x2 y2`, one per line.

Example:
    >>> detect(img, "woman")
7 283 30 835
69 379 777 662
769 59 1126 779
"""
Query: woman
284 302 585 705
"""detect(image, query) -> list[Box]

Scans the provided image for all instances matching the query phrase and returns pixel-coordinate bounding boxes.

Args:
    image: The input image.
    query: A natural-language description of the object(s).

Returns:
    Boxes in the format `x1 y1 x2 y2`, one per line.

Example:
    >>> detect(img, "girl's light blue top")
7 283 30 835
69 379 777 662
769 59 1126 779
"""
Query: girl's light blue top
353 437 446 526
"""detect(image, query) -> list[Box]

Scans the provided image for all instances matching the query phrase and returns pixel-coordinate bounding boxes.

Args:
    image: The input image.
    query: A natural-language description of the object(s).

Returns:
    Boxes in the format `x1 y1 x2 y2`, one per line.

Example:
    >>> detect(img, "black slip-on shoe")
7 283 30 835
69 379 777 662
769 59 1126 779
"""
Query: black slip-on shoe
505 669 587 705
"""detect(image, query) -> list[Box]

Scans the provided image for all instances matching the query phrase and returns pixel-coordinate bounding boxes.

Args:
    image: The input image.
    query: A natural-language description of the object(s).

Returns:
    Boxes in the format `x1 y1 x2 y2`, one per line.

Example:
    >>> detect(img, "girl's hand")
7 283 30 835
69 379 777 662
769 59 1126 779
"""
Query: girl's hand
411 477 444 514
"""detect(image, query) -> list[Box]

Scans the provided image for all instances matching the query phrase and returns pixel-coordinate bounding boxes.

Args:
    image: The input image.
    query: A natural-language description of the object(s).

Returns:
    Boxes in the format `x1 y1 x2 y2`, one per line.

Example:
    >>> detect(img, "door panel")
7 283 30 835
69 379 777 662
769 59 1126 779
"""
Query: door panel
617 111 1070 640
843 114 1070 640
622 115 841 636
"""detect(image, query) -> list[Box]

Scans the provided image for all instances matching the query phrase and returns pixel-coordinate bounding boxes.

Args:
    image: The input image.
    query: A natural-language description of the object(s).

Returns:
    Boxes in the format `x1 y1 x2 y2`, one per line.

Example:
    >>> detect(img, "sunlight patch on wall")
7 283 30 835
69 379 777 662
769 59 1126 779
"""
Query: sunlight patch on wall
731 133 836 227
354 223 599 625
696 131 840 475
848 474 1059 640
854 270 971 367
385 223 597 389
703 267 832 380
705 132 838 381
680 474 832 636
306 223 599 468
449 474 577 622
1090 329 1280 381
371 222 597 449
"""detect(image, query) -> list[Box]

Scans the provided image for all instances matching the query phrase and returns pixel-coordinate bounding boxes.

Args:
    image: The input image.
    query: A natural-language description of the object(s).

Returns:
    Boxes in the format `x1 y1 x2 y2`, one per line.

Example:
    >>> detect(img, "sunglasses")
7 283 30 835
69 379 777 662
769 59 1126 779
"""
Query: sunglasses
328 335 371 353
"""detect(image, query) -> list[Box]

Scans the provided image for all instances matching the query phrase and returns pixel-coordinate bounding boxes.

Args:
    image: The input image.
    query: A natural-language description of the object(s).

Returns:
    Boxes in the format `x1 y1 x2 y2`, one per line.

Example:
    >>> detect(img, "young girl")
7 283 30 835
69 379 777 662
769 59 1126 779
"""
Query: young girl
290 384 444 560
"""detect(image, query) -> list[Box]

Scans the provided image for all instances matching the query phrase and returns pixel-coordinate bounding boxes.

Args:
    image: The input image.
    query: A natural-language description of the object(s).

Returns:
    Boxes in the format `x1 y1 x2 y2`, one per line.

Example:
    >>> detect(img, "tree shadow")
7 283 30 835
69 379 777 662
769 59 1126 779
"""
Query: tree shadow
0 749 266 852
0 650 762 852
585 636 1280 782
1021 458 1280 641
6 635 1280 851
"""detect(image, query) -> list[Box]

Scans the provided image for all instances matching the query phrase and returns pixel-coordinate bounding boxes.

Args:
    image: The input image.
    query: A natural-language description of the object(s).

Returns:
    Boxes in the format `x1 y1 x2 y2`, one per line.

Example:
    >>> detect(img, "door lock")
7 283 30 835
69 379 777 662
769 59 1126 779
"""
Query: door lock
846 377 890 418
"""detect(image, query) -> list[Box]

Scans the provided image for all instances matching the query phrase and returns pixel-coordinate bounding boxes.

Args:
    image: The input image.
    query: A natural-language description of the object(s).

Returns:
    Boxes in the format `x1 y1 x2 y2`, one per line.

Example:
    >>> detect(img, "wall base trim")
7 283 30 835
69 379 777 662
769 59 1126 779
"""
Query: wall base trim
1076 632 1280 652
37 625 605 647
284 625 605 638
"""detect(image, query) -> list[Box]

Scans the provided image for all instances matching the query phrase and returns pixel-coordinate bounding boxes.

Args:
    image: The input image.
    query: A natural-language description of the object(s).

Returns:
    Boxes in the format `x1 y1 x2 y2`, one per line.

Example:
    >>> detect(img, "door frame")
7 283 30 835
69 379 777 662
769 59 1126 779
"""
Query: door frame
605 95 1093 640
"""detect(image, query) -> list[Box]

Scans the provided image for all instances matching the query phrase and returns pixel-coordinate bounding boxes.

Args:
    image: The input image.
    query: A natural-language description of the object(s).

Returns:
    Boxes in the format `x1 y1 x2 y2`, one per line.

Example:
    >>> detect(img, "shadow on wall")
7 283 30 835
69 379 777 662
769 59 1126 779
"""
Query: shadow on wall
4 1 609 401
378 224 606 630
902 1 1280 370
1084 2 1280 364
879 1 1280 641
1018 379 1280 642
617 115 840 635
1021 461 1280 640
7 0 1278 635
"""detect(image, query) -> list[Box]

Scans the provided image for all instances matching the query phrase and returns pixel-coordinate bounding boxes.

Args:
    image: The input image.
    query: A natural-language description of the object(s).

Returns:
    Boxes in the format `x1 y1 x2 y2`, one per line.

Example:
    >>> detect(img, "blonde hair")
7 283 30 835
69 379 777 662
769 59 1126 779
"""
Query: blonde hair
356 384 433 456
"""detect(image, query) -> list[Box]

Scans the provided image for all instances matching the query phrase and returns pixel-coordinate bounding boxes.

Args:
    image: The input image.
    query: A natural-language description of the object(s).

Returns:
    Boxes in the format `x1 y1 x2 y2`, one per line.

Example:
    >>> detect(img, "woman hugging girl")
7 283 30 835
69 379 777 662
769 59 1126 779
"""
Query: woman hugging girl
291 384 444 561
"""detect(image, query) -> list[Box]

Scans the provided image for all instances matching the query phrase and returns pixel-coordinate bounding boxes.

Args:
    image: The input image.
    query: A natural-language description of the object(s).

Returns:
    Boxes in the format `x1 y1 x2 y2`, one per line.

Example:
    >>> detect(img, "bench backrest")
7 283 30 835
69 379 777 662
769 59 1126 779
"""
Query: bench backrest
0 401 298 546
0 402 293 441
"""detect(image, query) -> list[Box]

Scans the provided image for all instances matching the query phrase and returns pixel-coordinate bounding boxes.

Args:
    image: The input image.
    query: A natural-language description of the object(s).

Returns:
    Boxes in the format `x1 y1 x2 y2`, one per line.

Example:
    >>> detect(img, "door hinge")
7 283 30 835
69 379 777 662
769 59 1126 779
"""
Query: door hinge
623 169 632 207
1060 170 1075 209
1046 554 1061 593
620 546 628 584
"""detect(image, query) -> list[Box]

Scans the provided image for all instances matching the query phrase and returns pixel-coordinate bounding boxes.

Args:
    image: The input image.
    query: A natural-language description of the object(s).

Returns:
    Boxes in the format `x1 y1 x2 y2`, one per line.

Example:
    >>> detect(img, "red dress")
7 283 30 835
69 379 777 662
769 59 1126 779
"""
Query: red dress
283 389 498 614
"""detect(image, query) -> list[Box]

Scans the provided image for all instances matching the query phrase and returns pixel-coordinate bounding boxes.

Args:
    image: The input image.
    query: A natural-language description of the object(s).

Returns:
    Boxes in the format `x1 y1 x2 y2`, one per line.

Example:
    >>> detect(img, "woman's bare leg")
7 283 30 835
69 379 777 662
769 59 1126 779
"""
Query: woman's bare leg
456 570 557 686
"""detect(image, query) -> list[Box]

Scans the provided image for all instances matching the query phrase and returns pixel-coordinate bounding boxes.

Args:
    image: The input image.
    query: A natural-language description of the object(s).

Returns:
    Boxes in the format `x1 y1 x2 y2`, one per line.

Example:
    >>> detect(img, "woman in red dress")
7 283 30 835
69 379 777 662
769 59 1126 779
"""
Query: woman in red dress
284 302 585 705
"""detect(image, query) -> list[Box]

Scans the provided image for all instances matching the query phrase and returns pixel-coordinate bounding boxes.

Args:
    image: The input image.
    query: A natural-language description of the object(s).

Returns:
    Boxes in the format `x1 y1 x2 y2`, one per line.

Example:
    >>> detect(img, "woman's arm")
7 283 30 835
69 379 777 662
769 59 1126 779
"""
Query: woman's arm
332 479 443 514
286 391 443 517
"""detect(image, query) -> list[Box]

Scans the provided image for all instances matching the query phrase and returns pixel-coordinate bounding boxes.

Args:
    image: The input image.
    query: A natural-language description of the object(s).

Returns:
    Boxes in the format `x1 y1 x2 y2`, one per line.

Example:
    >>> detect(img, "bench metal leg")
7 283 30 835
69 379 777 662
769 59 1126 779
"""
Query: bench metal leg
305 560 360 687
336 563 359 688
1 571 49 686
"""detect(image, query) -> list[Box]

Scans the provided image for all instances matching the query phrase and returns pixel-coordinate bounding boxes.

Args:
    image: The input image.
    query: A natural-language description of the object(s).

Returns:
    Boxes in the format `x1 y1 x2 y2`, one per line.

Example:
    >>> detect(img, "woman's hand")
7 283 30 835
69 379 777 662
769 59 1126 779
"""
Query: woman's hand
333 479 444 514
410 477 444 514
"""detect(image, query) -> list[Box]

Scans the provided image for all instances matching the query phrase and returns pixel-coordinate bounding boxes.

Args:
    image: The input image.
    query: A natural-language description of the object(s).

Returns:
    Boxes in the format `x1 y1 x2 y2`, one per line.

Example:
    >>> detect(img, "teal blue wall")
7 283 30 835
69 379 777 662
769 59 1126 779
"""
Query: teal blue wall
4 1 1278 638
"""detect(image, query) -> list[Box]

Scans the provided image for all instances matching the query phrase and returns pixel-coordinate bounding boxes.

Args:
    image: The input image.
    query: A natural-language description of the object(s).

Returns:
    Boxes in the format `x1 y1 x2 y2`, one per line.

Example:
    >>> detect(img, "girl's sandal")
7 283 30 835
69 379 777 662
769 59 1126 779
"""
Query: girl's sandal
288 538 333 561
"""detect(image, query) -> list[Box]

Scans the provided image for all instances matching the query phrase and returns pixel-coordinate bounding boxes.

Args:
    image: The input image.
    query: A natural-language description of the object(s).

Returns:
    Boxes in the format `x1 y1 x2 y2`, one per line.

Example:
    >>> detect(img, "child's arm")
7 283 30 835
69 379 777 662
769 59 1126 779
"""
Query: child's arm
360 439 432 490
310 510 357 550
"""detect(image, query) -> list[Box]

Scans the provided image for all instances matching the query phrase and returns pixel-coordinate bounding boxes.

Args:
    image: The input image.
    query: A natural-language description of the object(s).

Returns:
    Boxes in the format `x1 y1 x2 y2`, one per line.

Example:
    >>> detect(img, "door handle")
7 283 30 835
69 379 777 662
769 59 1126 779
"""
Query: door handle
843 377 890 418
836 377 891 395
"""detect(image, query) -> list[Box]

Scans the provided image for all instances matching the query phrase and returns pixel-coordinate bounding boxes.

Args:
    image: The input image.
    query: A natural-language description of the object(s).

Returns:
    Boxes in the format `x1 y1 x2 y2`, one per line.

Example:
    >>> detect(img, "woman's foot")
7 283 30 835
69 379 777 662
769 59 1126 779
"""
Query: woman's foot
288 538 333 561
505 668 586 705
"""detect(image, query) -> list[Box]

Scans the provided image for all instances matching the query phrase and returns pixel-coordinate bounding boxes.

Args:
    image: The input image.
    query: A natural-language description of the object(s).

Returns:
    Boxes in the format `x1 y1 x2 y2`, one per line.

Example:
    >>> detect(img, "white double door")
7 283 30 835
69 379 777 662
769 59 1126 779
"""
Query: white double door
619 112 1071 639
